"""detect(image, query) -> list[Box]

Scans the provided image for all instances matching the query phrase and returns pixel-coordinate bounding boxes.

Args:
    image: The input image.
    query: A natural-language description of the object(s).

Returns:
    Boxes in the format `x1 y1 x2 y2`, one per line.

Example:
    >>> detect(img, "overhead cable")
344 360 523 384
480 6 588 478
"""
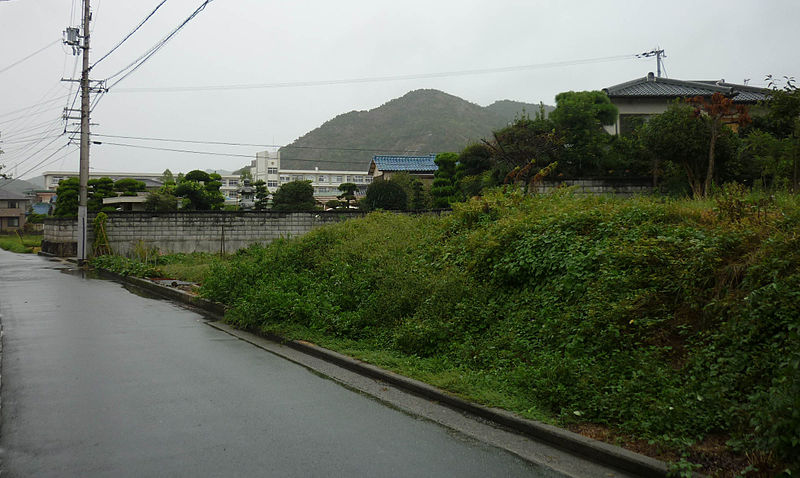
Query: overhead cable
0 39 60 76
114 53 637 93
105 0 214 90
91 0 169 70
93 141 435 164
91 133 429 153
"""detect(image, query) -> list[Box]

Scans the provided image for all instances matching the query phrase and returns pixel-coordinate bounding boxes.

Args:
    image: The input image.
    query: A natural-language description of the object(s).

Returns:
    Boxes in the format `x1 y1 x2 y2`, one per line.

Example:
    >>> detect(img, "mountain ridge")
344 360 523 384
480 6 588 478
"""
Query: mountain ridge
278 89 552 172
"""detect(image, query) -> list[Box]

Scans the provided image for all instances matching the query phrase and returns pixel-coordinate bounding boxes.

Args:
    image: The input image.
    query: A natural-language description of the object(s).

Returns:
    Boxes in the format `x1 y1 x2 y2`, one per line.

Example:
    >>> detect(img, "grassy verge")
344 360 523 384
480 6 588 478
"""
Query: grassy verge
0 233 42 253
89 252 218 281
196 189 799 476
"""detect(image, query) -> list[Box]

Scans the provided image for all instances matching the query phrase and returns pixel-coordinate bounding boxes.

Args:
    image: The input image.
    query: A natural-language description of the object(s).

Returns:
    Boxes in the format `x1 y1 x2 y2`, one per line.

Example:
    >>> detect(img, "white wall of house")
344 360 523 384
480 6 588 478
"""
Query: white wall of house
605 98 672 135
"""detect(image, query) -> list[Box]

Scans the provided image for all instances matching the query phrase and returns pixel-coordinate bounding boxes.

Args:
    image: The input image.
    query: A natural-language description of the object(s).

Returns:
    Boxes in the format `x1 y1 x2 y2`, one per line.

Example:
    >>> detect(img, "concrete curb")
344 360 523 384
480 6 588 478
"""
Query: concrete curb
100 269 671 478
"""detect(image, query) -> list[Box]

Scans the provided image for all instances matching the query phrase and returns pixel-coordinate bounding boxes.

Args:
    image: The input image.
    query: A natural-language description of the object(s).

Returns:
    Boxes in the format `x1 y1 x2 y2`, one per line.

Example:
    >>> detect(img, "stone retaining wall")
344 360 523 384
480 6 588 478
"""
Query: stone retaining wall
43 211 364 257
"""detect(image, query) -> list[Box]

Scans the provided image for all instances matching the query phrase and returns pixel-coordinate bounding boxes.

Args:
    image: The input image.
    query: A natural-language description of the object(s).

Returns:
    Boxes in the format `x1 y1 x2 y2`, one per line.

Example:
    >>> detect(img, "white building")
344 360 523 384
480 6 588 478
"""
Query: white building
250 151 372 202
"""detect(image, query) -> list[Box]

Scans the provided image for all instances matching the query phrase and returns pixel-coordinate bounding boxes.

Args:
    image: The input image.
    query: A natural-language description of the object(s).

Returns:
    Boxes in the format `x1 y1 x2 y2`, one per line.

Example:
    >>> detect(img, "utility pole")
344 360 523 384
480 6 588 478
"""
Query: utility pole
636 48 666 78
78 0 91 264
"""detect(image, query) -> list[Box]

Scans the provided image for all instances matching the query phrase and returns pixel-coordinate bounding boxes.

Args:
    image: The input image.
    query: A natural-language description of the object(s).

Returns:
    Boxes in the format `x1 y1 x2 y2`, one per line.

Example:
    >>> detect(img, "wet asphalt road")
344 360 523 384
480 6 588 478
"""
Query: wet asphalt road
0 251 563 477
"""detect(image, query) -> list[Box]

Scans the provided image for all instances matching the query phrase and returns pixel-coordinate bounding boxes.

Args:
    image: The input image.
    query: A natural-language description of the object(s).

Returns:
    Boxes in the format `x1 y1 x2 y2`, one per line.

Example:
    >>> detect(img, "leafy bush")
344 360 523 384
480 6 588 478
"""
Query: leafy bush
362 180 408 211
199 190 800 474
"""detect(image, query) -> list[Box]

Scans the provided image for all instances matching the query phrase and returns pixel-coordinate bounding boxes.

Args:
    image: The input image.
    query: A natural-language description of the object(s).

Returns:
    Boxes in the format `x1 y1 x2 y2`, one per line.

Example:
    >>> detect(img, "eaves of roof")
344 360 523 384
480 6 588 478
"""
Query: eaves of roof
604 75 769 103
371 155 438 172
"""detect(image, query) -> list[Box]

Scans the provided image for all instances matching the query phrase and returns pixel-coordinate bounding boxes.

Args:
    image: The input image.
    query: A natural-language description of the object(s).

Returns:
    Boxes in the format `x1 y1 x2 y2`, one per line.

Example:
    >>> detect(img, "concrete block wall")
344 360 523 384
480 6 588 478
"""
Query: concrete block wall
43 211 364 257
537 178 653 196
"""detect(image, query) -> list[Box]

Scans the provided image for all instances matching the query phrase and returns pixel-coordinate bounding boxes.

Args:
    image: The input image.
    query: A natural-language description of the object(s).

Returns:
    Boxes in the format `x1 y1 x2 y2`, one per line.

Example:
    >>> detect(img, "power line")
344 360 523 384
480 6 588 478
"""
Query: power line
90 0 169 70
105 0 215 90
0 39 60 76
91 133 429 153
0 94 71 120
114 53 637 93
2 134 68 177
93 141 435 165
1 134 63 145
3 144 76 184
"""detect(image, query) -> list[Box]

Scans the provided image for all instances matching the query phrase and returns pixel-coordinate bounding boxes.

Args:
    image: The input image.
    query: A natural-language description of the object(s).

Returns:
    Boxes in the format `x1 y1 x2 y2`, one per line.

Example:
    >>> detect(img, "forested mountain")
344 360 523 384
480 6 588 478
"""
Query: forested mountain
278 89 550 172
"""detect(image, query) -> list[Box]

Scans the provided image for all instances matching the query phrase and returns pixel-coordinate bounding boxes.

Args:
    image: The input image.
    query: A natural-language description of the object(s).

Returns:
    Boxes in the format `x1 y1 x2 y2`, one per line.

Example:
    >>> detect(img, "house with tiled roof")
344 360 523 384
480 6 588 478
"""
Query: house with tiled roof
0 188 31 232
368 154 438 184
603 72 770 135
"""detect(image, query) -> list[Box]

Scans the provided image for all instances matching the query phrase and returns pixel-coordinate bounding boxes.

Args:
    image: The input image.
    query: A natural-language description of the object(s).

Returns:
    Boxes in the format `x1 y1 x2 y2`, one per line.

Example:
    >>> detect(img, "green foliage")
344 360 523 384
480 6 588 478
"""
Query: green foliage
184 169 211 183
388 172 429 210
0 234 40 253
113 178 146 195
271 180 316 211
252 180 270 210
175 171 225 210
26 213 47 224
640 101 741 196
144 189 178 212
90 254 161 277
549 90 618 175
92 212 111 256
200 191 800 474
161 169 175 185
53 177 80 217
363 179 407 211
431 152 459 208
337 182 358 208
88 177 116 212
487 113 561 182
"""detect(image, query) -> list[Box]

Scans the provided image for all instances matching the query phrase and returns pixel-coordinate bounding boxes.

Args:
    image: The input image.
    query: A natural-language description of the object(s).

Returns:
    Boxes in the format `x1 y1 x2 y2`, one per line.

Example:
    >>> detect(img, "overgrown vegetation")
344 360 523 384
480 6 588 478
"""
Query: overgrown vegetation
0 233 42 253
199 189 800 475
90 250 217 283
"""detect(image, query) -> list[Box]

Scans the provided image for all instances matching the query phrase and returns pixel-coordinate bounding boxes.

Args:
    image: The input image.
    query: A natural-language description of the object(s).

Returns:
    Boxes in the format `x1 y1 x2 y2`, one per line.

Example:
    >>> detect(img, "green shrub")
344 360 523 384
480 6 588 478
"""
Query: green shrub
198 189 800 473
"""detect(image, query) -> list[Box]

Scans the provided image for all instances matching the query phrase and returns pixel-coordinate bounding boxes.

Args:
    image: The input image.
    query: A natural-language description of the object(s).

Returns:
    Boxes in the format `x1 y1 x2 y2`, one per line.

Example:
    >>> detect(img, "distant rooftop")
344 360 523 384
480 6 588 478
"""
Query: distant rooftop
371 154 438 173
0 188 29 201
604 73 770 103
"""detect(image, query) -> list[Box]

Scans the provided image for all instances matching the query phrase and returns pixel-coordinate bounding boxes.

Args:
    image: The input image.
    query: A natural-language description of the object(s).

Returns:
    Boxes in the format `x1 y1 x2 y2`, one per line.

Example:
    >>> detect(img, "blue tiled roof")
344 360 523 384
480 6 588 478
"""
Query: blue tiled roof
372 155 438 172
31 203 52 215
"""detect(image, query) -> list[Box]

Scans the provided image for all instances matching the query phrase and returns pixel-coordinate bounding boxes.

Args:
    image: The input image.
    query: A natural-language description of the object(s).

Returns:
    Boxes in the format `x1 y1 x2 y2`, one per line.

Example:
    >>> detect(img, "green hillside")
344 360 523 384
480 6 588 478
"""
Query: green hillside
278 89 548 172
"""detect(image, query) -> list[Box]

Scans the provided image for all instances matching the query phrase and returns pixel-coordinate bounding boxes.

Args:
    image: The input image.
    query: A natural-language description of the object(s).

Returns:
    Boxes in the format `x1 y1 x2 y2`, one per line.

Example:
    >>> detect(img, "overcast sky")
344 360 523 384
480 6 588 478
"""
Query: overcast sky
1 0 798 179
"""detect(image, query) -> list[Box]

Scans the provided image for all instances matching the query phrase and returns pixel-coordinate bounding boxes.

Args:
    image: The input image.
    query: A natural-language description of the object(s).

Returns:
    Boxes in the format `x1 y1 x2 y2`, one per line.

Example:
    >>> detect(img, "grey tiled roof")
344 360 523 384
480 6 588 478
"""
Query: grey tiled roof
372 155 438 172
0 188 29 201
604 75 769 103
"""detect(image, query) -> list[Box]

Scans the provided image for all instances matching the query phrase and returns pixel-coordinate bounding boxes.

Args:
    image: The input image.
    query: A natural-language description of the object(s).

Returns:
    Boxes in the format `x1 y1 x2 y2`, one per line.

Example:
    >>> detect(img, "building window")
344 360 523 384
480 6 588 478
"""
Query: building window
267 180 278 188
318 176 326 182
228 180 239 186
267 167 278 175
8 217 19 227
336 176 343 183
280 176 290 183
8 201 17 208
